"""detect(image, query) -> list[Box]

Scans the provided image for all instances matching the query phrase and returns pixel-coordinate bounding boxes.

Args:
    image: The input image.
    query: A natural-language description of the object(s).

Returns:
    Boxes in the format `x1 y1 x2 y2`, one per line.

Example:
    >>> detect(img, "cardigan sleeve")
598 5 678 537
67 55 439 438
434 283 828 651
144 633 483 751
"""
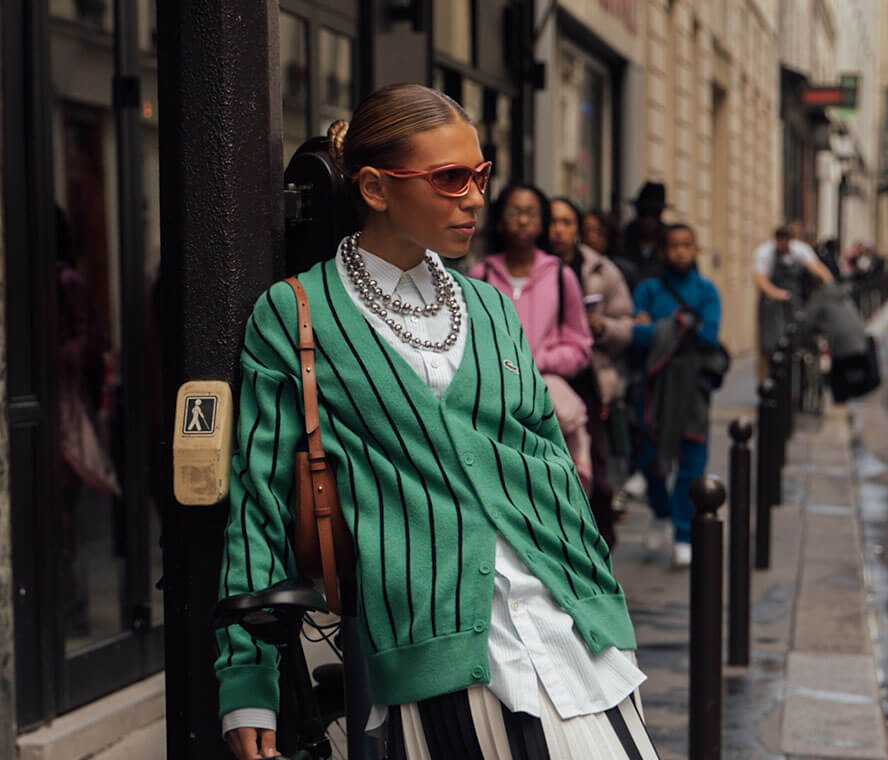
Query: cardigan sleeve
215 284 305 719
533 267 593 378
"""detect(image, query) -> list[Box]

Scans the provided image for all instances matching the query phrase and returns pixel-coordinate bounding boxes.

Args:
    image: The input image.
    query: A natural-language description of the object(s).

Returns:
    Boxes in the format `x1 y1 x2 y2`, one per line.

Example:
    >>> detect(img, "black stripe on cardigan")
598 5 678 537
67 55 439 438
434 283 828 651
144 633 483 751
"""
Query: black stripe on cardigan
364 325 466 635
321 266 439 636
363 439 400 645
323 405 379 652
490 441 542 553
464 279 507 442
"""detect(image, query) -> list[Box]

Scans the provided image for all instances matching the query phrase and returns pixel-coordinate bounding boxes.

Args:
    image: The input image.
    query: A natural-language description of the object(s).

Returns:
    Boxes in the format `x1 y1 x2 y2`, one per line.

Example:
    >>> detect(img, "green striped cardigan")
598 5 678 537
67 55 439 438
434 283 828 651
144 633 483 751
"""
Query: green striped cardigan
216 258 636 717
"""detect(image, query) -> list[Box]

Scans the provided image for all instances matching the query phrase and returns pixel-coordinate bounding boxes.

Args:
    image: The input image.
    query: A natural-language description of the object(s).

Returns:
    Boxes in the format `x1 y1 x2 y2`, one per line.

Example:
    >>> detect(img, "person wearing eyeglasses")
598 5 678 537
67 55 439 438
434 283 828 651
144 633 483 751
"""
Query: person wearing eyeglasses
218 84 655 760
468 186 598 490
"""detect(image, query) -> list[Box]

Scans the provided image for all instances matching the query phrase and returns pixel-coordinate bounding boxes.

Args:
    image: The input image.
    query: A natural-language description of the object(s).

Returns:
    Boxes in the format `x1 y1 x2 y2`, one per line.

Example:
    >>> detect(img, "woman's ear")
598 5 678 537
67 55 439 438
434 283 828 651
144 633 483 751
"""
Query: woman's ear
356 167 387 213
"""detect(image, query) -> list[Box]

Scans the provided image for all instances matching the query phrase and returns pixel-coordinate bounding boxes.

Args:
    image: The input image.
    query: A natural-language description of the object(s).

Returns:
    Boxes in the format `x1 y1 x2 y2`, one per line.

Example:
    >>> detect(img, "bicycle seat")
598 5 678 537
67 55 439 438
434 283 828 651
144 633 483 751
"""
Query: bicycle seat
215 579 328 646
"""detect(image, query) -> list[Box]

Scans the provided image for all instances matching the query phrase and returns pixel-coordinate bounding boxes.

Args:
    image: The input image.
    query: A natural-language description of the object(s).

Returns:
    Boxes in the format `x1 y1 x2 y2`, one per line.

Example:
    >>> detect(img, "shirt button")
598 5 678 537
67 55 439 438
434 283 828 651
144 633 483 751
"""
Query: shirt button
430 358 440 369
471 665 485 680
410 315 419 323
479 562 492 575
511 601 521 612
472 621 487 633
463 453 475 466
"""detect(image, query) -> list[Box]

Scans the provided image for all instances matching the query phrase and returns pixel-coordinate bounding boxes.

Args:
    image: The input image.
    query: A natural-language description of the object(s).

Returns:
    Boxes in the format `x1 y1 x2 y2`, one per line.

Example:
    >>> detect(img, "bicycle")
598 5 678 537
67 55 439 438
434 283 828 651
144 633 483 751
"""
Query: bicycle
215 579 348 760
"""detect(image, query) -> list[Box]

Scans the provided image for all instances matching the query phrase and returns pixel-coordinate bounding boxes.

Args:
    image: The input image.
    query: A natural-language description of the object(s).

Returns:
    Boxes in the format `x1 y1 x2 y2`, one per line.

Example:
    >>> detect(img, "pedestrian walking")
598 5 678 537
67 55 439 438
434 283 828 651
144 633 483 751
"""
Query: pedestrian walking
218 84 657 760
469 186 595 488
632 223 723 567
549 197 634 547
754 225 833 381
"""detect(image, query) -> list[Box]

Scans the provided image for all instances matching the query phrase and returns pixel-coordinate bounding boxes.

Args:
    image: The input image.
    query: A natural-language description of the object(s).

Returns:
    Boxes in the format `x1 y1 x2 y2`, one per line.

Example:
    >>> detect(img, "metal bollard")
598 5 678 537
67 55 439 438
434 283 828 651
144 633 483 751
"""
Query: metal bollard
756 379 778 570
689 476 727 760
770 349 789 469
777 333 795 438
785 322 801 422
728 418 753 666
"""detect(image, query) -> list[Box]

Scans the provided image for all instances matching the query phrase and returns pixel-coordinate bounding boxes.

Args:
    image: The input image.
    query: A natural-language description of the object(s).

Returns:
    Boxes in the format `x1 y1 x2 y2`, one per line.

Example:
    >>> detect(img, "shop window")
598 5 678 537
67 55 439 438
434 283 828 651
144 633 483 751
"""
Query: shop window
281 11 309 160
318 27 354 135
556 39 607 211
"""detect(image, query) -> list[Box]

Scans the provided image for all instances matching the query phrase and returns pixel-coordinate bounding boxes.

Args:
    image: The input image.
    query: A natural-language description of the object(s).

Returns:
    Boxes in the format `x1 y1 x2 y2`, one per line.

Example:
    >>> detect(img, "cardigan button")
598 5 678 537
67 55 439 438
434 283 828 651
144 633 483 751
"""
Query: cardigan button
463 453 475 466
473 621 487 633
479 562 492 575
471 665 485 680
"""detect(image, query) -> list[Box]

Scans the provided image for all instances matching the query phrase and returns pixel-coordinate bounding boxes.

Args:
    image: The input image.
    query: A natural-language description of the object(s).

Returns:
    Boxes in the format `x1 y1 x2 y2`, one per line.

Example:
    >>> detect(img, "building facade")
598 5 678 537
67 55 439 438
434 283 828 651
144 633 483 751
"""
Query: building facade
832 0 882 252
534 0 780 354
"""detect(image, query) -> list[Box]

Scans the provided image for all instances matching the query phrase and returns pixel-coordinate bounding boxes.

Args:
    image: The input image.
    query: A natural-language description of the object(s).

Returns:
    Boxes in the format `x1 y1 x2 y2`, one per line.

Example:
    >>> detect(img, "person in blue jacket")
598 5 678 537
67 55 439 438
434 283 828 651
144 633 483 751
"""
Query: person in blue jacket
632 223 721 567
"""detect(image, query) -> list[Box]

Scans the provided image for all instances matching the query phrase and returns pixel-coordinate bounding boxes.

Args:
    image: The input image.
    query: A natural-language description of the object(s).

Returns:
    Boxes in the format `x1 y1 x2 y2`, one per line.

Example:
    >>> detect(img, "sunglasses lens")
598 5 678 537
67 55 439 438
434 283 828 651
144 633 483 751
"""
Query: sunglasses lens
431 167 473 194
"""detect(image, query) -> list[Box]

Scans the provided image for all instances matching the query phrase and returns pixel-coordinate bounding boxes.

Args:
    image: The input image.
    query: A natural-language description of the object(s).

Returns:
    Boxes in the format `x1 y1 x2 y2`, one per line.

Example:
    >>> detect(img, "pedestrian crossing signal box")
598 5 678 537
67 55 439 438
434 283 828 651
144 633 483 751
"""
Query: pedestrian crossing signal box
173 381 234 506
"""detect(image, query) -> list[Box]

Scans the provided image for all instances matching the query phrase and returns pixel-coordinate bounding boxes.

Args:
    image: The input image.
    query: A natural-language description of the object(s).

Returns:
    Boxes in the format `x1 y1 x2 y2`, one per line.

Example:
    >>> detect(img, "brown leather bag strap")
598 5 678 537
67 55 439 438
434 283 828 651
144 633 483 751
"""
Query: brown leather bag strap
285 277 341 612
286 277 324 456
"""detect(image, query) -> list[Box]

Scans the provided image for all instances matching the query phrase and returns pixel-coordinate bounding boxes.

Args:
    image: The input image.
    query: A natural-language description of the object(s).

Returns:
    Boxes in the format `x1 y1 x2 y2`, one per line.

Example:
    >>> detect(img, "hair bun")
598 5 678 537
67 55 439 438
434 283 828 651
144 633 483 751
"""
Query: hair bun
327 120 349 172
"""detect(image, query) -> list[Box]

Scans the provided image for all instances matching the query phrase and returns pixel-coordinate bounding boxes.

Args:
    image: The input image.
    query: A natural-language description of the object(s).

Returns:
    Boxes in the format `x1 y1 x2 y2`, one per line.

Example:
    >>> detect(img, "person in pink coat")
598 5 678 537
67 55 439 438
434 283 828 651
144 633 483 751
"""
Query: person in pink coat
469 184 593 487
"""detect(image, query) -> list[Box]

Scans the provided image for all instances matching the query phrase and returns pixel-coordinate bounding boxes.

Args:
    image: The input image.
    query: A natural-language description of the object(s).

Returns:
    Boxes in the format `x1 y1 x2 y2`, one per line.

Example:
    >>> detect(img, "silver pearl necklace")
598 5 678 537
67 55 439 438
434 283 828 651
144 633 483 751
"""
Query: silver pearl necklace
342 232 462 352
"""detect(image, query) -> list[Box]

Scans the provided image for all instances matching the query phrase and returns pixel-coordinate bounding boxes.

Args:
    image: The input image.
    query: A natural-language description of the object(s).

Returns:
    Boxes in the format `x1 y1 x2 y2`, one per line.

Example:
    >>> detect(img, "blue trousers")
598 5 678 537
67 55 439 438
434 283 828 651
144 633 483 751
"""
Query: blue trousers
638 435 708 544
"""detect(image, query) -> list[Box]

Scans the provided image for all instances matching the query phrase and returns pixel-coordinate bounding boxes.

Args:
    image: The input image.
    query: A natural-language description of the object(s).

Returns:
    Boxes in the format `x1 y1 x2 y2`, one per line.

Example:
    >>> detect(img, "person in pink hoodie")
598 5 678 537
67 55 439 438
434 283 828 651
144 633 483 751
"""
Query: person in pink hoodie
469 184 594 487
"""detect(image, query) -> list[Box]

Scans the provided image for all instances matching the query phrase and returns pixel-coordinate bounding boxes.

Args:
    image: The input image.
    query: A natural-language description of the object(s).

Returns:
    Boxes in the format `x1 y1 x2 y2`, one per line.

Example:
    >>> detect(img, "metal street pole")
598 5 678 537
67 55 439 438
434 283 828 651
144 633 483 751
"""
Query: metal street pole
156 2 283 757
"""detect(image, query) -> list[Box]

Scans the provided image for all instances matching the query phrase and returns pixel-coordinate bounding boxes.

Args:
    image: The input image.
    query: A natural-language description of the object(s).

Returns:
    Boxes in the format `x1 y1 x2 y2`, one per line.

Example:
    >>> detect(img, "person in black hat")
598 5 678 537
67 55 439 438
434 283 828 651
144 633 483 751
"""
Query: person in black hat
621 182 669 292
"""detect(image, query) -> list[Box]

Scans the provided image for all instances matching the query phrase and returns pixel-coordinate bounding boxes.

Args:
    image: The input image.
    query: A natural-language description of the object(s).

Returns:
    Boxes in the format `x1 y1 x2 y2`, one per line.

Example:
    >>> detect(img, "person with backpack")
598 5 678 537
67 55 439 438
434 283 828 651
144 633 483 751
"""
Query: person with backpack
468 186 595 487
549 197 634 547
219 85 655 760
754 225 833 380
632 223 723 567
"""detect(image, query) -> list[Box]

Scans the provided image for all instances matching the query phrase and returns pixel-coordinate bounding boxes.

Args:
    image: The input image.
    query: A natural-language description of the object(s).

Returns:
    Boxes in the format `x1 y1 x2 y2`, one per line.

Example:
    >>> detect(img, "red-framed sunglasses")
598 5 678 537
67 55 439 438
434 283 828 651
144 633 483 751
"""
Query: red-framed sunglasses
372 160 493 197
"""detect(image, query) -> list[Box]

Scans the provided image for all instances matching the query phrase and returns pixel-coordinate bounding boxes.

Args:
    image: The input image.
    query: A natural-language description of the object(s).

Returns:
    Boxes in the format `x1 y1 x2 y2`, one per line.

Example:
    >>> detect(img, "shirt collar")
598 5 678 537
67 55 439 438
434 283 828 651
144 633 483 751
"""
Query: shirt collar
342 242 440 306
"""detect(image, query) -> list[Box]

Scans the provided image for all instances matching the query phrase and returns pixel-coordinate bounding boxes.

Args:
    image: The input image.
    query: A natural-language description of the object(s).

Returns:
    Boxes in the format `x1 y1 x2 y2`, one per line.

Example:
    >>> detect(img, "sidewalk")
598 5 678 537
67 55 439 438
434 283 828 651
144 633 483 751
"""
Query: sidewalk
613 350 888 758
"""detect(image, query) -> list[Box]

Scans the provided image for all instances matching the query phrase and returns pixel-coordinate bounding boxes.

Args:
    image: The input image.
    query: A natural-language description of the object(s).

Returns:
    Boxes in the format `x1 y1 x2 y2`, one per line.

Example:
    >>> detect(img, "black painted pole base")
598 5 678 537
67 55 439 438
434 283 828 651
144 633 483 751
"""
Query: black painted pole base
756 379 777 570
689 476 726 760
728 418 752 667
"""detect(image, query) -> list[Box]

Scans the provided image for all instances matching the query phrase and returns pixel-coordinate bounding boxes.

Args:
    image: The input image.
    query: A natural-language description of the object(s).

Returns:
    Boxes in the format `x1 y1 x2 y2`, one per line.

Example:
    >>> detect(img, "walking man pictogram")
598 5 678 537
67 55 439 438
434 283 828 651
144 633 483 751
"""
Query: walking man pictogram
188 398 209 432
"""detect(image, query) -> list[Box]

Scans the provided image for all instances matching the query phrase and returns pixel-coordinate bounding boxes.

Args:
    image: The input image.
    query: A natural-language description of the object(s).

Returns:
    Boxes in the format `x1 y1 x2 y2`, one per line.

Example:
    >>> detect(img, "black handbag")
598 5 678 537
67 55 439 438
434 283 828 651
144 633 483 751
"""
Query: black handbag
829 335 881 403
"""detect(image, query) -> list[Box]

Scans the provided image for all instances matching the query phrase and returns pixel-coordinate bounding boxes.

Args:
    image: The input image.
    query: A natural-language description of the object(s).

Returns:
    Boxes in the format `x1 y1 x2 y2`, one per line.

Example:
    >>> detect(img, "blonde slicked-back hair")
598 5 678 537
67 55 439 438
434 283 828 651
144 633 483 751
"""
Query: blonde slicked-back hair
326 83 471 178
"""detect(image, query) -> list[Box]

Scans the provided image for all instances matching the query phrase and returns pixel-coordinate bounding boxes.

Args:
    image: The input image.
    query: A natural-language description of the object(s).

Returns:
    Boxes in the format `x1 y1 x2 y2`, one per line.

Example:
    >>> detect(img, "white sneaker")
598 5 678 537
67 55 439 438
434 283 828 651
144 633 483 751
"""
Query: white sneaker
644 517 671 553
623 472 647 499
672 542 692 568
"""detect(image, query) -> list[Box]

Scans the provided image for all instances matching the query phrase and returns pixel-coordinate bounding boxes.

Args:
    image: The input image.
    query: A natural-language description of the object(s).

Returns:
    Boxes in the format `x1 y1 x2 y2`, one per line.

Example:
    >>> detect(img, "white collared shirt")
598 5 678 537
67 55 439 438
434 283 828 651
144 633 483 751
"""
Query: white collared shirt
222 241 644 737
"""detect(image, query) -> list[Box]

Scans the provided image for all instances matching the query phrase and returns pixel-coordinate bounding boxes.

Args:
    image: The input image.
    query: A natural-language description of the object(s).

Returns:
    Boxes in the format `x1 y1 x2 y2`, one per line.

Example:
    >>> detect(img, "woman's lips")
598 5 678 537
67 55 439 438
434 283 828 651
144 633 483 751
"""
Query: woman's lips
451 223 476 237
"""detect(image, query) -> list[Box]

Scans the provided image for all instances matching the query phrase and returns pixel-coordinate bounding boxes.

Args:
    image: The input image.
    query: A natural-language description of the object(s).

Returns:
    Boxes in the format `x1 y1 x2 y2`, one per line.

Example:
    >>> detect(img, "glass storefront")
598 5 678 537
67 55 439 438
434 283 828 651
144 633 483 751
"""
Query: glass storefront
317 27 353 135
556 38 610 211
281 11 309 160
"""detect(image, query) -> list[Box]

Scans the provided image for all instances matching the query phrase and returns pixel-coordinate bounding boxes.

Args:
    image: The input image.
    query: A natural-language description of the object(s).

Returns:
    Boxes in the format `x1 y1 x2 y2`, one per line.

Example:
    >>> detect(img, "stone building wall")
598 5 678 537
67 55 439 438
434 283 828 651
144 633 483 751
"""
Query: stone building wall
644 0 779 353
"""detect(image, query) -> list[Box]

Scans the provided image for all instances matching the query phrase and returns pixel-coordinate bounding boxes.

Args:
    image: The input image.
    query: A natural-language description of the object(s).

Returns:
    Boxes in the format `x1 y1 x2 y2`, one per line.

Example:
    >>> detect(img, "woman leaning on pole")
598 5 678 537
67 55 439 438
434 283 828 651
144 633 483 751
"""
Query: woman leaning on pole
216 83 659 760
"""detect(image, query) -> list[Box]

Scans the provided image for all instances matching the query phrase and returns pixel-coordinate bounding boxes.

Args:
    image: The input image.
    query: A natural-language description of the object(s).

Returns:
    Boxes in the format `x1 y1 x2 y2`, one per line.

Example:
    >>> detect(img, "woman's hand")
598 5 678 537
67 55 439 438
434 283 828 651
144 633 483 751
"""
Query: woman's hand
226 727 278 759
